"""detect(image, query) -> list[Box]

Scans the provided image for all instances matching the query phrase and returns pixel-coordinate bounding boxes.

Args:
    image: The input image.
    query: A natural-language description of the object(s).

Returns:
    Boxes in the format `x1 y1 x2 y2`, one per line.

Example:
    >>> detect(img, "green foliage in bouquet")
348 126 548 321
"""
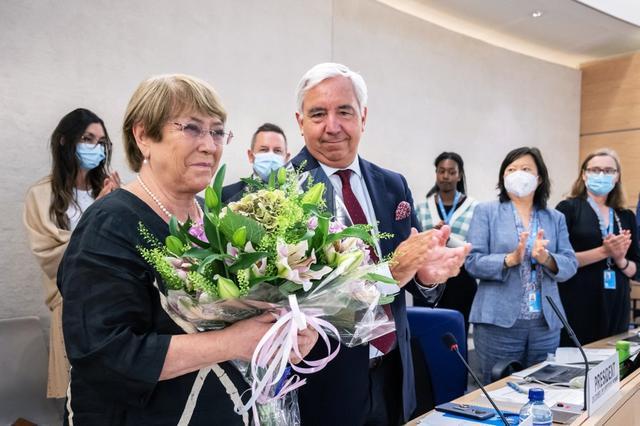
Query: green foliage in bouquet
138 164 393 302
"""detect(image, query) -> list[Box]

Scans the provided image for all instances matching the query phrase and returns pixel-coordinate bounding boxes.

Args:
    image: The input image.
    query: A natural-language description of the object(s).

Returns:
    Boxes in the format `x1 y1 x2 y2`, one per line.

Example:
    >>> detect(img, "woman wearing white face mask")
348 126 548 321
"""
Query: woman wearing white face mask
465 147 577 384
23 108 120 398
556 149 639 346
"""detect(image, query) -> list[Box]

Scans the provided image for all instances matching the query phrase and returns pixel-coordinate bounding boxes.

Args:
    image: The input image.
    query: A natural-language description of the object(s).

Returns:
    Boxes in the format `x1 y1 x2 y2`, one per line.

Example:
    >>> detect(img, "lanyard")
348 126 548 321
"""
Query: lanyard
587 197 616 269
511 203 540 280
511 204 538 258
437 191 461 225
586 197 614 238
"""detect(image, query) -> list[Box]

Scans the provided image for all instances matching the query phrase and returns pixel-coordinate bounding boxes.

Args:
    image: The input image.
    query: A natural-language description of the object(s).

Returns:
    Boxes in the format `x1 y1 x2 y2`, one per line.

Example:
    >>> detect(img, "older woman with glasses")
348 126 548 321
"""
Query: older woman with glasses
23 108 119 399
556 148 640 346
58 74 317 425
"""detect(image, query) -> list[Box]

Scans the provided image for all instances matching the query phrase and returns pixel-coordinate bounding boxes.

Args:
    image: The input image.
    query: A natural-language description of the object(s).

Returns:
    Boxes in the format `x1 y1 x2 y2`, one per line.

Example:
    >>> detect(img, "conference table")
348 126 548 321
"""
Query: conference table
407 328 640 425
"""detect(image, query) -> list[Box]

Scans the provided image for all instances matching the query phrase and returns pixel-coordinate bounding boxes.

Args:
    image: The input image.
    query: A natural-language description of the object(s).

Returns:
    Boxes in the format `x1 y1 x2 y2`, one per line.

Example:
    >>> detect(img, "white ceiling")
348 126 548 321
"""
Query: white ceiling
576 0 640 27
377 0 640 67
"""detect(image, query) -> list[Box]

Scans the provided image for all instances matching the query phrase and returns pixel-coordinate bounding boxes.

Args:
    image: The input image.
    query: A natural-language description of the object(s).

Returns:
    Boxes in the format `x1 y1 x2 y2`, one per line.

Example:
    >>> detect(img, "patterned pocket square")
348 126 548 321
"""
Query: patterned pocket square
395 201 411 221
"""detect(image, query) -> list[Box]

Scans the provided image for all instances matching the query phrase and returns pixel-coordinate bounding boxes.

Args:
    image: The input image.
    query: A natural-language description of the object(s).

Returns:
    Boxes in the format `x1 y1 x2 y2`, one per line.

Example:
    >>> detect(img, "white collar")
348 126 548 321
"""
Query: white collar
319 156 361 178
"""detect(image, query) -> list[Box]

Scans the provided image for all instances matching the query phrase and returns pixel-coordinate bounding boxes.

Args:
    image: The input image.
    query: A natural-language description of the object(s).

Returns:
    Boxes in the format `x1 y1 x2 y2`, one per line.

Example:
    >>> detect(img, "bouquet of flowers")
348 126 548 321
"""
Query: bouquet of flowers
138 165 399 425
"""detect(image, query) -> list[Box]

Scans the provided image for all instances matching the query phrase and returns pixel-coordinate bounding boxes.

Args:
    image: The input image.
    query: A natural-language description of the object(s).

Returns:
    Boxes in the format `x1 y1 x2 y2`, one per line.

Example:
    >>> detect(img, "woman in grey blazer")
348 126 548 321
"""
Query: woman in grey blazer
465 147 578 384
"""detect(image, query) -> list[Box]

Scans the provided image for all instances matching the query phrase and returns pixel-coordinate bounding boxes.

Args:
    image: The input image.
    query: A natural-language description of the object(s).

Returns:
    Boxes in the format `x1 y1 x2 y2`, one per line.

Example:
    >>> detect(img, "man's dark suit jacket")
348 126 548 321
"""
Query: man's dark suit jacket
289 147 440 425
221 180 247 203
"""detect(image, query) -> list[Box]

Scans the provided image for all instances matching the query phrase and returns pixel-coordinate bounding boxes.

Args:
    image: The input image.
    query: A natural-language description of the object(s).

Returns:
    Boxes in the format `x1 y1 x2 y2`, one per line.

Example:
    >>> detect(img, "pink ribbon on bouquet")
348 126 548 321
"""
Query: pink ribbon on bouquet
235 294 341 423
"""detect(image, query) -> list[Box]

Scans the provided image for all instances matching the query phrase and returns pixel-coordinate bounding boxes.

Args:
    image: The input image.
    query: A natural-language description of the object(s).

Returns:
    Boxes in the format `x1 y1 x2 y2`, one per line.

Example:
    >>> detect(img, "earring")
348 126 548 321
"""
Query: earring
143 157 148 164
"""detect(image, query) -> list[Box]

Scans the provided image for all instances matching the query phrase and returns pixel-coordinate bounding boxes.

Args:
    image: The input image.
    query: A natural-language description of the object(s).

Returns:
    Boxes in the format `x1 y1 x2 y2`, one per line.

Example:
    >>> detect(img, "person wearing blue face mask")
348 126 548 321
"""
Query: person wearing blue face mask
222 122 290 202
76 139 106 170
556 148 640 346
23 108 120 400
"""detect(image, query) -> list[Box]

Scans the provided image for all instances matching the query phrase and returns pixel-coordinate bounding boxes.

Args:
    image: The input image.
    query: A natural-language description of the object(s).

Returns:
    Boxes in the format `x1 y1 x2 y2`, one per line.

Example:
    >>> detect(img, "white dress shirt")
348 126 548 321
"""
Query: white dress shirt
319 157 437 357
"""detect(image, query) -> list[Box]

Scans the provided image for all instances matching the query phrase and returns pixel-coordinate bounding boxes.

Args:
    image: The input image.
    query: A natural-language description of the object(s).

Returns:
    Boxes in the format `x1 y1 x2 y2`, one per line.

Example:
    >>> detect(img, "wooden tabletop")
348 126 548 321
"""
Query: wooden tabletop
406 328 640 425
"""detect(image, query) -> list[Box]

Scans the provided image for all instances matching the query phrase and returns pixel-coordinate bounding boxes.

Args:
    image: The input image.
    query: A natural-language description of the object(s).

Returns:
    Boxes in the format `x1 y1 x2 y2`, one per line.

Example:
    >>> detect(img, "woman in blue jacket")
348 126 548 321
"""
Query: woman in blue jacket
465 147 578 384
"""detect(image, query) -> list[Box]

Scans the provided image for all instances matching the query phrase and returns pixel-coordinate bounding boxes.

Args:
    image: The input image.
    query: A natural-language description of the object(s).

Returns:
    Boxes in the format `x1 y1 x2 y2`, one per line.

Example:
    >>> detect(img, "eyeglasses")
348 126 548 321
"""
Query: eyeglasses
585 167 617 175
80 135 108 146
172 122 233 146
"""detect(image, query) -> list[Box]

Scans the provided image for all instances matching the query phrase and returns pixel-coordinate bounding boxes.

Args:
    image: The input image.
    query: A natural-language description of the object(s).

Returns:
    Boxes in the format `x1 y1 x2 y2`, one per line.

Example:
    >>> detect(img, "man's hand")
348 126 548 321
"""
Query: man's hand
415 225 471 285
390 225 471 287
389 227 440 287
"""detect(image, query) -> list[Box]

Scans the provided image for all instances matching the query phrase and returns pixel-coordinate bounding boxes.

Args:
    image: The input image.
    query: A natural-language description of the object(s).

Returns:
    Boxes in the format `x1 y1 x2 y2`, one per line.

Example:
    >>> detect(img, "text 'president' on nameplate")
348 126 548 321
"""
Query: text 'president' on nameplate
587 352 620 415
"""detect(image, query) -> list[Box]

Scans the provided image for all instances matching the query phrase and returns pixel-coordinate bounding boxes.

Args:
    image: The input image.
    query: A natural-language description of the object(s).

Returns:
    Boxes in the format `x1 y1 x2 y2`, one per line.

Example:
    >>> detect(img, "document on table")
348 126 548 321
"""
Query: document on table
512 361 585 381
554 347 616 364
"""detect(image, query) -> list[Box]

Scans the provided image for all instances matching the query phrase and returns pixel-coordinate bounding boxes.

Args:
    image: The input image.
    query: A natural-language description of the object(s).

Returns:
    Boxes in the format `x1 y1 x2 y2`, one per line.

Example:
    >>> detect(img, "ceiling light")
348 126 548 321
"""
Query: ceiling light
531 10 543 18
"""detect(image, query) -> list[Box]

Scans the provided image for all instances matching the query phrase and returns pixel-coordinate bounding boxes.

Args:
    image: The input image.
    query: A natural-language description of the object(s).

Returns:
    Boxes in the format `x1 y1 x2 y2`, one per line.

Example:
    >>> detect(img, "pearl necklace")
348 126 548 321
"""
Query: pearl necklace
136 174 202 222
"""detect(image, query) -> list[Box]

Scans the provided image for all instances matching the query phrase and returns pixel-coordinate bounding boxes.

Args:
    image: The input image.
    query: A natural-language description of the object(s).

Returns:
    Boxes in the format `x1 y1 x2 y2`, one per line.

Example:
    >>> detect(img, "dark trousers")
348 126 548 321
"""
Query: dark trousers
363 348 402 426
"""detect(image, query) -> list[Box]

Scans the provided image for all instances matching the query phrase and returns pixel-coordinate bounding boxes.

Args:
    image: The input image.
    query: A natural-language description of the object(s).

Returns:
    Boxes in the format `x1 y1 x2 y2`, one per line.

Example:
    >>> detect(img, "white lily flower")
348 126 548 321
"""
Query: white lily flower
276 239 332 291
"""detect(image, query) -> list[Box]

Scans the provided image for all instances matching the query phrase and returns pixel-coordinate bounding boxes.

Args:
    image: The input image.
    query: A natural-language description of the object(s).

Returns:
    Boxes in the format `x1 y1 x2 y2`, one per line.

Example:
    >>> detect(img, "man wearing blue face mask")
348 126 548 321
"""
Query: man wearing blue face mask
222 123 290 202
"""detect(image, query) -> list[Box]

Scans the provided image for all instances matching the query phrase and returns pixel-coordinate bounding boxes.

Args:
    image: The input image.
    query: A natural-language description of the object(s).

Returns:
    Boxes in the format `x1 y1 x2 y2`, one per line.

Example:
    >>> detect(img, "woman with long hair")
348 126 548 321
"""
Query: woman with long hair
23 108 119 398
414 152 478 333
556 148 639 345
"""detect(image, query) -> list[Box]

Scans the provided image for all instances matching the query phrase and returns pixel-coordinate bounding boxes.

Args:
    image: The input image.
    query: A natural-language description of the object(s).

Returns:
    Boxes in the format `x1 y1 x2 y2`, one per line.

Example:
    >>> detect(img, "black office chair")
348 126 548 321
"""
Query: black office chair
490 359 524 382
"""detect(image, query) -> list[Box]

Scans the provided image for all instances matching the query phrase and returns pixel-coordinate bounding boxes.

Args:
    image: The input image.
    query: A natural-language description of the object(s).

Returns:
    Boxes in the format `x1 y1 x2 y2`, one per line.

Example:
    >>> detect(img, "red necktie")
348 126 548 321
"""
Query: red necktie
335 169 396 354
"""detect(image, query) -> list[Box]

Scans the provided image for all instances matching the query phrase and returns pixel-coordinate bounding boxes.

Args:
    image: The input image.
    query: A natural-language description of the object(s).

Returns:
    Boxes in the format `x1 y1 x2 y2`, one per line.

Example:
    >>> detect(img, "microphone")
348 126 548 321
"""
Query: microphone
545 295 588 411
441 332 510 426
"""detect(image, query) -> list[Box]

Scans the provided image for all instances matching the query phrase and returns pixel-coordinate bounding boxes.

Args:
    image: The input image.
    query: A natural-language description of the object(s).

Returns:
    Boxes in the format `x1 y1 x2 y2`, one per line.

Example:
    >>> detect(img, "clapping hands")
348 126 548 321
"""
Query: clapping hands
505 229 550 267
389 225 471 287
531 229 551 264
603 230 632 262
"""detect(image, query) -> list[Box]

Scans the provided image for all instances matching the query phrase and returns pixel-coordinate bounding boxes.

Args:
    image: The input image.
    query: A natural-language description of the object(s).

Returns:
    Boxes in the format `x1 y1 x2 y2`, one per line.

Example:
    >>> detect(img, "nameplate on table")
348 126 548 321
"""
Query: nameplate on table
587 352 619 415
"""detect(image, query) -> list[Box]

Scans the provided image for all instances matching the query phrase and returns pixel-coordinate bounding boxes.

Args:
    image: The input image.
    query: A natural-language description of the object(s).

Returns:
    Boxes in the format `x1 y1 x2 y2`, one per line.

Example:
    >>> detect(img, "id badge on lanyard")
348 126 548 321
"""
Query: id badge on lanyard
528 260 542 313
604 268 616 290
513 204 542 313
528 290 542 313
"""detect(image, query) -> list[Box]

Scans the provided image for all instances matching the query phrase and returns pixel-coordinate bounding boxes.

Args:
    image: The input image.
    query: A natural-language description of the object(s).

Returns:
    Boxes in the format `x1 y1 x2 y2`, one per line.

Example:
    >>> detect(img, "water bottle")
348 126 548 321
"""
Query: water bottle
518 388 553 425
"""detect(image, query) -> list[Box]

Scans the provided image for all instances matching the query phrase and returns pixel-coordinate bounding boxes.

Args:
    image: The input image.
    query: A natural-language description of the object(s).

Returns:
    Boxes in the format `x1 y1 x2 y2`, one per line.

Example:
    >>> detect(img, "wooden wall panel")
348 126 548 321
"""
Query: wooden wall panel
580 130 640 209
581 53 640 135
